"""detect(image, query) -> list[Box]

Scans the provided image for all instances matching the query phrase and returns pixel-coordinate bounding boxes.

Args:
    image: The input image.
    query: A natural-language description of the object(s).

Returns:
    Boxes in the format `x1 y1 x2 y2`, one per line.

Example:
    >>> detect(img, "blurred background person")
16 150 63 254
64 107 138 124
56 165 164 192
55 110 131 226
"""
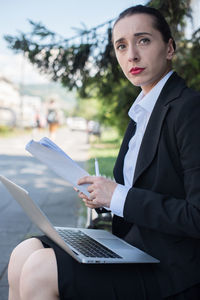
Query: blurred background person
47 98 60 140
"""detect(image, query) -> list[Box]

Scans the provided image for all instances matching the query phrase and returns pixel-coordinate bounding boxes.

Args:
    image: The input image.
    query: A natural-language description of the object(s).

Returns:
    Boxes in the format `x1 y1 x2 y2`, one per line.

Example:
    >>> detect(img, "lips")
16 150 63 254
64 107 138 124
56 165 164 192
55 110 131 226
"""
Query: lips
130 67 145 75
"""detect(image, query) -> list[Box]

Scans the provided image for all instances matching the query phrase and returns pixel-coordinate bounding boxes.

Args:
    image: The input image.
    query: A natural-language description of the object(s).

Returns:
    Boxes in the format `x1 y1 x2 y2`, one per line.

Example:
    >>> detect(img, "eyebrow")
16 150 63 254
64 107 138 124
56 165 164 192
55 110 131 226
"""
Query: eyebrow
134 32 152 37
114 32 152 45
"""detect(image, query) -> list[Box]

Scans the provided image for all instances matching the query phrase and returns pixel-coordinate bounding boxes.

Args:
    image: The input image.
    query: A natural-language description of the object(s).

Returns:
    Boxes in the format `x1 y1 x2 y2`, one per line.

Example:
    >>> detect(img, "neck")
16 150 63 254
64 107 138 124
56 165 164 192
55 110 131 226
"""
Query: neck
142 67 172 95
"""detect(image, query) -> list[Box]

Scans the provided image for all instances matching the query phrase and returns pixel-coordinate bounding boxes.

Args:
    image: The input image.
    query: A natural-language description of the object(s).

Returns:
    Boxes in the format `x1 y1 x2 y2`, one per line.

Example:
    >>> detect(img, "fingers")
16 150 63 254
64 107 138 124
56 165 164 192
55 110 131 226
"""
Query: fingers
78 191 89 200
77 176 115 209
75 177 98 208
78 175 110 188
82 198 100 209
77 176 96 199
79 190 96 202
78 189 99 208
78 176 97 185
87 184 95 194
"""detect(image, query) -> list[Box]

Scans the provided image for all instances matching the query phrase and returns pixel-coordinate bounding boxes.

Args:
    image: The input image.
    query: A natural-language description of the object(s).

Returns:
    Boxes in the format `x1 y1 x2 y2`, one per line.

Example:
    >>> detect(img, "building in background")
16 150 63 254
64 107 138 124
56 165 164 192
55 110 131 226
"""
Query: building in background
0 76 44 128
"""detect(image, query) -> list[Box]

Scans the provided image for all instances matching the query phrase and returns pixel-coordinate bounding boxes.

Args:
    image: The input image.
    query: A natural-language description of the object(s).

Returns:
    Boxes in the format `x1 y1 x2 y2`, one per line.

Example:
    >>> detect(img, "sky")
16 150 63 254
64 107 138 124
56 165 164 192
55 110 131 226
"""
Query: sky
0 0 147 84
1 0 199 86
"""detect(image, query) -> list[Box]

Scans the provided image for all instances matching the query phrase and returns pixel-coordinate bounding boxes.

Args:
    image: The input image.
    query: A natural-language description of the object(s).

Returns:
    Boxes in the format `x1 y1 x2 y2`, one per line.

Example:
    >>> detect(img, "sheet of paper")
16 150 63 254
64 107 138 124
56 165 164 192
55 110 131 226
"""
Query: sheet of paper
26 138 90 196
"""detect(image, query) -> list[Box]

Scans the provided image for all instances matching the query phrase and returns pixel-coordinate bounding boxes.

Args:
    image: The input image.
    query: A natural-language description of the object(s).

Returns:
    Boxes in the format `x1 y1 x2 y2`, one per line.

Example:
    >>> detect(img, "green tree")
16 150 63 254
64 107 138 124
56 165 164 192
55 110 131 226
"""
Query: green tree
4 0 199 134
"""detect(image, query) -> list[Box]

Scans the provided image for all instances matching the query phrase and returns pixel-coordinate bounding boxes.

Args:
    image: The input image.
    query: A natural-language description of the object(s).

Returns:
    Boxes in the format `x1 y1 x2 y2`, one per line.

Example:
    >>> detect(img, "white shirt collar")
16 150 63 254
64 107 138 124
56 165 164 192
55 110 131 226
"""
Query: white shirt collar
129 70 174 120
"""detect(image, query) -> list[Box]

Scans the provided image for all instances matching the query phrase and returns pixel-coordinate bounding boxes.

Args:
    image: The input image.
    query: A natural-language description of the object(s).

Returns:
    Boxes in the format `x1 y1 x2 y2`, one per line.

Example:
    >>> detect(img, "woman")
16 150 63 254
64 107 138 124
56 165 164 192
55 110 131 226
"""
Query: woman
47 99 60 140
8 5 200 300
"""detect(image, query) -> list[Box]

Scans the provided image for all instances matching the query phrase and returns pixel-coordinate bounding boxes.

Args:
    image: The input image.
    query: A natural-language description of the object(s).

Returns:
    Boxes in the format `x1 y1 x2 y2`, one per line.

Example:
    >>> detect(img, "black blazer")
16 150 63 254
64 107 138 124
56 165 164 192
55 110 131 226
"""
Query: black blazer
113 72 200 298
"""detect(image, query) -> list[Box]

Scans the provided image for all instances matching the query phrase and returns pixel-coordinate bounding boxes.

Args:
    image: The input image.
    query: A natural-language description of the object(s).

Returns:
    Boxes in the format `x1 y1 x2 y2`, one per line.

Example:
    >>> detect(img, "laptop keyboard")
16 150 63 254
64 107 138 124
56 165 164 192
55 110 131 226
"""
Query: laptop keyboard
57 228 122 259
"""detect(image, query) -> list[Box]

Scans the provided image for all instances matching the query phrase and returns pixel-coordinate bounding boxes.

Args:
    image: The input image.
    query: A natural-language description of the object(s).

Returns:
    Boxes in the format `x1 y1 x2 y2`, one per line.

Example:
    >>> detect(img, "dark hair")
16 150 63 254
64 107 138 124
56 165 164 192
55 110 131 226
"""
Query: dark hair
113 5 176 51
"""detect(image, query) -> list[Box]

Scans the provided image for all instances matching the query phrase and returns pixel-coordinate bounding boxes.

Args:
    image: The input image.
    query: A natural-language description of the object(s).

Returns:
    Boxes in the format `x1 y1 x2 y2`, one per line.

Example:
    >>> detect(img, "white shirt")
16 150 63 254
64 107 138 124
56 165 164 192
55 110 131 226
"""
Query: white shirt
110 71 174 217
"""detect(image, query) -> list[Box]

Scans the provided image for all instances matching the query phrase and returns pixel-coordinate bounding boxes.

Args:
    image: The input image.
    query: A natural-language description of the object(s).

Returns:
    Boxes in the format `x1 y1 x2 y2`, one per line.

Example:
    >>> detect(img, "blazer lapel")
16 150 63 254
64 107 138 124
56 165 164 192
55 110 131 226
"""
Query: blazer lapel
133 72 186 185
114 72 186 186
133 103 169 185
113 119 136 184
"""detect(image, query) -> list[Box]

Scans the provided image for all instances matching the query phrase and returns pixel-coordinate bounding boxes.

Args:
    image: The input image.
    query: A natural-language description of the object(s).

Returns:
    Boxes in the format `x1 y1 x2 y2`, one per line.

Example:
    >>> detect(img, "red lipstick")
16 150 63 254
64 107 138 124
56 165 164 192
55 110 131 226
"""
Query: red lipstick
130 67 145 75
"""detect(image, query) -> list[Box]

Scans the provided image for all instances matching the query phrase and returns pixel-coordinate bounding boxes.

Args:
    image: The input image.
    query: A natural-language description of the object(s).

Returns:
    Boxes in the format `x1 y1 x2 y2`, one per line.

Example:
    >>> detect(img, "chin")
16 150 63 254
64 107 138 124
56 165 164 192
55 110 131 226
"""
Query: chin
127 75 145 87
130 79 143 87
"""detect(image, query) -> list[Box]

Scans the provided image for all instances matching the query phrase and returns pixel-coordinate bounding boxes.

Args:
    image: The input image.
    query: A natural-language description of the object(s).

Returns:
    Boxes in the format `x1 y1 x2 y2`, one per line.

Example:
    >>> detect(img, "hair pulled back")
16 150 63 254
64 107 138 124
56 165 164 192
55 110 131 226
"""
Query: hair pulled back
113 5 176 51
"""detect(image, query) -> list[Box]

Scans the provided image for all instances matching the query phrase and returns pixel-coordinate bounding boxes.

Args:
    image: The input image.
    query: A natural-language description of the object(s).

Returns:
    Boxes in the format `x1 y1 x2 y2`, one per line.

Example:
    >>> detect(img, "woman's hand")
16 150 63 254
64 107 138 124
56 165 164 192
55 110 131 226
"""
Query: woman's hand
77 176 117 209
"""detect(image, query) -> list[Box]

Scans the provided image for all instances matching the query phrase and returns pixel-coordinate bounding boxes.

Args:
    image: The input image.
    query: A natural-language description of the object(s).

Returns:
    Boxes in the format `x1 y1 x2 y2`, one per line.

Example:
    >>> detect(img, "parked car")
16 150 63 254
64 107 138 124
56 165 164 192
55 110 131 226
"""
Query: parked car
88 120 101 137
67 117 87 131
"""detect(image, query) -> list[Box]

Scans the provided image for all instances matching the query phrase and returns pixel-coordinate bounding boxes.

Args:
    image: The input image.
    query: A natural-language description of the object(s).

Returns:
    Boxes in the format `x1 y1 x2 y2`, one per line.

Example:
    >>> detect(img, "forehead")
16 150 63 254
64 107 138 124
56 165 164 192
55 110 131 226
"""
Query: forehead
113 13 156 41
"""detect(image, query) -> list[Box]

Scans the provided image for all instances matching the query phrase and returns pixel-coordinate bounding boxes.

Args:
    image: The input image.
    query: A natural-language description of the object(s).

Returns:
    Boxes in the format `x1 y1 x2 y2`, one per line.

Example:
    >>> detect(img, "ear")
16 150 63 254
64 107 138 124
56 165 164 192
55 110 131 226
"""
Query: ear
166 38 175 60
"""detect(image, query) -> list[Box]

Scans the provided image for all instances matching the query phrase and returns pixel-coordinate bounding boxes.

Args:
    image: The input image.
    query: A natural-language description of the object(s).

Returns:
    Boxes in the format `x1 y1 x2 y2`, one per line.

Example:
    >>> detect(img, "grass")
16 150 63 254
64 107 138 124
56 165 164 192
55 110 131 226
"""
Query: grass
0 126 13 136
87 128 121 177
84 128 121 230
0 126 32 138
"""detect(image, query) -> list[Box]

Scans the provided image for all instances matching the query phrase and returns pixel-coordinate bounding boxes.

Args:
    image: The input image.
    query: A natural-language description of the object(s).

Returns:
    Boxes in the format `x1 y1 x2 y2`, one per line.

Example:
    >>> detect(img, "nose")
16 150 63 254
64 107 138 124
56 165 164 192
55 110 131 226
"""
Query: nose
128 44 140 62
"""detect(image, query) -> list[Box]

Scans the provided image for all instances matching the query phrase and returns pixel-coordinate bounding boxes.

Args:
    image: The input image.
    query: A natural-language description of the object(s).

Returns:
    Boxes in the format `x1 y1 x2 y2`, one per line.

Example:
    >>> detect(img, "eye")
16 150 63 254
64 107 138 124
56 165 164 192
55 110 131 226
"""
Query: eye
137 38 150 45
116 44 126 51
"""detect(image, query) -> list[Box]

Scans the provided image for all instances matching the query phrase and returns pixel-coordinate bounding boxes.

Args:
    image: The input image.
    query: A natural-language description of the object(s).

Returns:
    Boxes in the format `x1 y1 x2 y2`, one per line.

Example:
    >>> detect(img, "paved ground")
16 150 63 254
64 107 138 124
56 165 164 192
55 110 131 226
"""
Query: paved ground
0 126 89 299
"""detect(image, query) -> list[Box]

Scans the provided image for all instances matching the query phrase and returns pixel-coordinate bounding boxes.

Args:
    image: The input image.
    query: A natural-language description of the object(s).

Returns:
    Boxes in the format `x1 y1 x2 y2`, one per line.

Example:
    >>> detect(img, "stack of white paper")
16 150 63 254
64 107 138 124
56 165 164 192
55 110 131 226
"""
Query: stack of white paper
26 137 90 196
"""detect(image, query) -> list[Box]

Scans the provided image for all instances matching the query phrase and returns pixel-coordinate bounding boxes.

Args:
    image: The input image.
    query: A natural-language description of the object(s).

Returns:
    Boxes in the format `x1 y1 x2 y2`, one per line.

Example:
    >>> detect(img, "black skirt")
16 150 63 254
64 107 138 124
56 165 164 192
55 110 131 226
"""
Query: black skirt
36 235 161 300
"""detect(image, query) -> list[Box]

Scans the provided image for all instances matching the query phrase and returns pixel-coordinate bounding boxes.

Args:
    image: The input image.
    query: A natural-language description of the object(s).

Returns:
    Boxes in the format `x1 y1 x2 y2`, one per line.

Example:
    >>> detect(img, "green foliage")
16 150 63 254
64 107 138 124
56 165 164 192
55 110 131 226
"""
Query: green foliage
0 126 32 137
87 128 121 178
148 0 192 40
4 0 200 134
73 97 100 121
174 28 200 91
147 0 200 94
0 125 12 135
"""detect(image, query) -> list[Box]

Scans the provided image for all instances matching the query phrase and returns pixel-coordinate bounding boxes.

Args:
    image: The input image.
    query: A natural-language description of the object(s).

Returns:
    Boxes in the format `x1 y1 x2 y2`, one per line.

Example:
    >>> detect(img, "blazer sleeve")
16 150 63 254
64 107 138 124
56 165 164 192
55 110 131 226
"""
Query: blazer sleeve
123 94 200 239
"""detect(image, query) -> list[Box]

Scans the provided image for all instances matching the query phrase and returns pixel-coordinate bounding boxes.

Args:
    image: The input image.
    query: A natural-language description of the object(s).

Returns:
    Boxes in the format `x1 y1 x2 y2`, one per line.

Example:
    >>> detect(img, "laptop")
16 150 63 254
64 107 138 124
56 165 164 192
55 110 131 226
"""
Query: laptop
0 175 159 264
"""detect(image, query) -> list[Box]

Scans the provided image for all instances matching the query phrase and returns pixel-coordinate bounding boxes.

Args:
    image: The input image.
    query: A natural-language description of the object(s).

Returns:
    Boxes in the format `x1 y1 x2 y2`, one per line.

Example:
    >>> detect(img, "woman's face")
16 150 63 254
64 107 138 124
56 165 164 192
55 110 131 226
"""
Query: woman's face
113 13 174 94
